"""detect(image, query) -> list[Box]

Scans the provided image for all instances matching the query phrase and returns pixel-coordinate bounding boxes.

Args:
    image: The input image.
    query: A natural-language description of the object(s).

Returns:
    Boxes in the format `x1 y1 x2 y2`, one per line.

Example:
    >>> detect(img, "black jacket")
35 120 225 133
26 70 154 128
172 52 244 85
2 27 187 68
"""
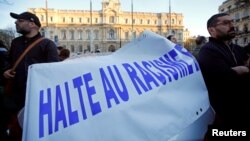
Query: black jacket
0 47 8 86
7 33 59 110
198 37 249 127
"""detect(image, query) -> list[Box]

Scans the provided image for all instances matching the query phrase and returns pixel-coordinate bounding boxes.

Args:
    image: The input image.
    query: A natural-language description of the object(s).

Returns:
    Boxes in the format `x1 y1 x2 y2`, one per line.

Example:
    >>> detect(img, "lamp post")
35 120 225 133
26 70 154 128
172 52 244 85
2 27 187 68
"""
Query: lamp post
42 0 48 38
131 0 134 40
169 0 172 34
120 27 122 48
90 0 93 52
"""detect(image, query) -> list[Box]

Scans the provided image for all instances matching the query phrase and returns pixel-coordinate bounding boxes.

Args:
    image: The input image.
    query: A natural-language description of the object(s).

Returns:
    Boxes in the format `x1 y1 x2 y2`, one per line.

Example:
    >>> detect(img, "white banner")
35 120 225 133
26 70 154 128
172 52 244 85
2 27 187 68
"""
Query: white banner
22 30 214 141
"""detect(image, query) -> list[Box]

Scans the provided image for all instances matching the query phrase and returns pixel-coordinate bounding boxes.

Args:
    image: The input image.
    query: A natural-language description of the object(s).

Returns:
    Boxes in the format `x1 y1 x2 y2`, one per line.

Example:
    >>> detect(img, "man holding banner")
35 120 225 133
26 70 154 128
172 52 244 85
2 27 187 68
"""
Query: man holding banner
22 30 215 141
198 13 249 138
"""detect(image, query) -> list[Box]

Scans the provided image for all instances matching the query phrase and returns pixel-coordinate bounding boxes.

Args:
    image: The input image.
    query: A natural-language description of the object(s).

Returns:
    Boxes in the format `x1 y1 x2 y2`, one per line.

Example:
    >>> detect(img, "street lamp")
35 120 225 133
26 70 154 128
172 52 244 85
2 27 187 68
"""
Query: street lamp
41 0 49 37
169 0 172 34
120 27 122 48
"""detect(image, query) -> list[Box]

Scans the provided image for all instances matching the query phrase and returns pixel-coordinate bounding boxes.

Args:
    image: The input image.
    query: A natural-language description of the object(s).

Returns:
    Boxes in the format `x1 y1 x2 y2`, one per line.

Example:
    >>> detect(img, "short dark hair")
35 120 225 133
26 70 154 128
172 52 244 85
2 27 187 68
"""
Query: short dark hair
195 36 206 45
167 35 174 40
207 13 229 28
57 46 64 51
59 48 70 58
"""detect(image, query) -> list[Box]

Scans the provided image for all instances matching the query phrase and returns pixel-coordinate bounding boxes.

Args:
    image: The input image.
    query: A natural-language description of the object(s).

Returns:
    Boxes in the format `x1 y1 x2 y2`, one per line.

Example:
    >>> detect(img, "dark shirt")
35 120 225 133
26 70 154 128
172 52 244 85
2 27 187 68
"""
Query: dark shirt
198 37 249 127
7 33 59 110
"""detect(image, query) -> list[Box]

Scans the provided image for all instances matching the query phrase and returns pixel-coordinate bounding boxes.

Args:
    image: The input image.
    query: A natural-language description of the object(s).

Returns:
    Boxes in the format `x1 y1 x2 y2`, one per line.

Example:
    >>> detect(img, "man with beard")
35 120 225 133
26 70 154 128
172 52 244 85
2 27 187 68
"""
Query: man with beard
2 12 59 140
198 13 249 139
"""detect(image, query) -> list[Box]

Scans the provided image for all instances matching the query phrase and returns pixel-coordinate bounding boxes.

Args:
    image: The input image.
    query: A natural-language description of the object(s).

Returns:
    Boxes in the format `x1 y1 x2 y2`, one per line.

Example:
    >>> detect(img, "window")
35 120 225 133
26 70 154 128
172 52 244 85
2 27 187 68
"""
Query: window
140 19 143 24
133 19 135 24
235 13 240 20
132 31 136 38
94 30 99 40
87 44 90 52
110 16 115 23
70 30 74 40
61 30 66 40
50 31 53 39
154 20 157 25
41 15 44 22
86 30 90 40
171 19 175 24
125 32 129 40
41 28 45 37
243 24 248 33
79 18 82 23
79 45 83 52
63 17 65 23
109 29 115 39
95 44 99 52
243 9 249 18
179 20 182 25
50 17 53 22
125 19 128 24
70 45 75 52
165 20 168 25
78 30 83 40
178 33 182 40
71 18 74 23
147 19 150 24
95 18 98 23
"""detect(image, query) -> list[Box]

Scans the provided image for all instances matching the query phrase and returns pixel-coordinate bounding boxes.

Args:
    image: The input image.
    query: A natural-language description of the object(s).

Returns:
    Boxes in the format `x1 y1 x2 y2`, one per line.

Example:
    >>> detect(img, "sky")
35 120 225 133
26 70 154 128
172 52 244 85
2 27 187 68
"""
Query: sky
0 0 226 37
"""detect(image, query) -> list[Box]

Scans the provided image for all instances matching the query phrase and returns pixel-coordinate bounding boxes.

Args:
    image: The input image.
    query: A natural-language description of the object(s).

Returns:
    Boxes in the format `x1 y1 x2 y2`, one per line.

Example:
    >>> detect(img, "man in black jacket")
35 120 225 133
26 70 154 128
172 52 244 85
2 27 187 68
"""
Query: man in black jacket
198 13 249 137
3 11 59 140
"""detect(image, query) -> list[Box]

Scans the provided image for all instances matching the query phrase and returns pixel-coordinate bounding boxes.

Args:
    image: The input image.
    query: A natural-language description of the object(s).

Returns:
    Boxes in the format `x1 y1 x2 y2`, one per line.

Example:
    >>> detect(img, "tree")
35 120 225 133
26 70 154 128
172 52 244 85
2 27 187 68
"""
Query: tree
0 27 15 49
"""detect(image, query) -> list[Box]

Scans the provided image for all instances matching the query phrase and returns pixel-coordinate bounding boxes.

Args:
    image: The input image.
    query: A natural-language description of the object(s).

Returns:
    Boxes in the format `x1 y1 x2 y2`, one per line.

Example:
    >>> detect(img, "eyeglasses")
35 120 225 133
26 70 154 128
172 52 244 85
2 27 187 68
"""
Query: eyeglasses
215 20 234 26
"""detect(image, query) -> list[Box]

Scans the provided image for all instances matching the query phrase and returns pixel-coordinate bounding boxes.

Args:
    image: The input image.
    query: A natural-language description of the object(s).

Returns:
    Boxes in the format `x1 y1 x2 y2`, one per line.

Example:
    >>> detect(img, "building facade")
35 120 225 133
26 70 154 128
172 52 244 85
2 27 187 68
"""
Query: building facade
29 0 186 53
219 0 250 46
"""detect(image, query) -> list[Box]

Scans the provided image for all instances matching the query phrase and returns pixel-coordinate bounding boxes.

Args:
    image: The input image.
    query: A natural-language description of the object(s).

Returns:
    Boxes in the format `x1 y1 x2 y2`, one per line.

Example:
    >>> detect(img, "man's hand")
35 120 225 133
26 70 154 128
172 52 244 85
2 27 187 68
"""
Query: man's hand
3 69 16 79
231 66 249 75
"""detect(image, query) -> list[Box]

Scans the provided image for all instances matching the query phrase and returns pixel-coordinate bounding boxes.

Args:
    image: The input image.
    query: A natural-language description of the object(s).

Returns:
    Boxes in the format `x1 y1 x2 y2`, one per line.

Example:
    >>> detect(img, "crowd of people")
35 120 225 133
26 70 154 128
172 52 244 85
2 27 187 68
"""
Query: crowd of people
0 11 249 141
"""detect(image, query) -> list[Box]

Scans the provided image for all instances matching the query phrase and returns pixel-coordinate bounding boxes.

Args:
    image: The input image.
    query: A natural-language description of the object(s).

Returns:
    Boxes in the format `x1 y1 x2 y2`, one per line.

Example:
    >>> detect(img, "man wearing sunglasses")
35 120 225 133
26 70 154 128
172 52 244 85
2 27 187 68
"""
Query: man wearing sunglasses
198 13 249 139
2 11 59 141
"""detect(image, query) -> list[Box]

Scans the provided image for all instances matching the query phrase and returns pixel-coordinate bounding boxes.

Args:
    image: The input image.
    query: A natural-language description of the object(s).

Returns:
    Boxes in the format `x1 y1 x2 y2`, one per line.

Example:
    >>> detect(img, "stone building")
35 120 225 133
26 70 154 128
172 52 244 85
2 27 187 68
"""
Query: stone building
219 0 250 46
29 0 187 53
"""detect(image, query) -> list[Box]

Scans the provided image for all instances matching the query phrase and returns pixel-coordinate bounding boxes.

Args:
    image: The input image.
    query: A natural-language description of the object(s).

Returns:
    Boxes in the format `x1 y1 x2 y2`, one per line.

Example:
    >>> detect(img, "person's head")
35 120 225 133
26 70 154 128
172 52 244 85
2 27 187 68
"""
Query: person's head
195 36 207 46
59 48 70 61
207 13 236 41
10 12 41 35
167 35 177 43
57 46 64 54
